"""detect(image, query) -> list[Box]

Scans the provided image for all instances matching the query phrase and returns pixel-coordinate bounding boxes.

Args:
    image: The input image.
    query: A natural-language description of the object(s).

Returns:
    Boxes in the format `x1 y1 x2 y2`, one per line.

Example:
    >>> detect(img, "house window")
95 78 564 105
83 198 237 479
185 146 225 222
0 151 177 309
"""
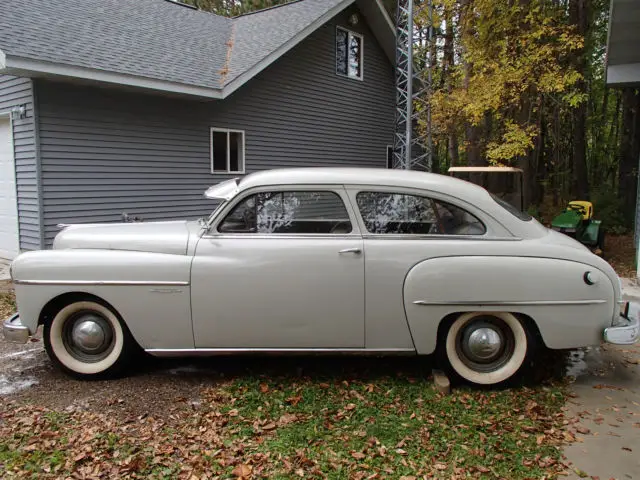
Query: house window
387 145 393 169
336 27 363 80
211 128 245 174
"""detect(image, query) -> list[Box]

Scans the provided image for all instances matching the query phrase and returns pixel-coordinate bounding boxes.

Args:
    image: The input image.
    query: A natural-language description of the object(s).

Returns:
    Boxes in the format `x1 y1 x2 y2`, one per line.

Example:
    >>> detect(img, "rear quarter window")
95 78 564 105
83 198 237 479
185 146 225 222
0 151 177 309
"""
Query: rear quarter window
491 194 532 222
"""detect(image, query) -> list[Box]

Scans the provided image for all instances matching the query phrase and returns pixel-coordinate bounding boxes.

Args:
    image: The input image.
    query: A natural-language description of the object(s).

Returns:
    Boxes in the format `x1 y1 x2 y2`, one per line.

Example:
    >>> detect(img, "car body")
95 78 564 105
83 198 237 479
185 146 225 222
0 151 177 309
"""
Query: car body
4 168 639 385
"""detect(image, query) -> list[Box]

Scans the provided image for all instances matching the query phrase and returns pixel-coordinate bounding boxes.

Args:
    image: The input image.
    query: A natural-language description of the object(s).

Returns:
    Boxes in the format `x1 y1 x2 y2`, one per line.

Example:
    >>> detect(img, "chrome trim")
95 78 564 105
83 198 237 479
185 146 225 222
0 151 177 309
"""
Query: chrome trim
13 280 190 286
146 348 417 357
3 313 30 344
604 314 639 345
201 233 359 240
338 248 362 254
412 299 608 306
361 234 522 241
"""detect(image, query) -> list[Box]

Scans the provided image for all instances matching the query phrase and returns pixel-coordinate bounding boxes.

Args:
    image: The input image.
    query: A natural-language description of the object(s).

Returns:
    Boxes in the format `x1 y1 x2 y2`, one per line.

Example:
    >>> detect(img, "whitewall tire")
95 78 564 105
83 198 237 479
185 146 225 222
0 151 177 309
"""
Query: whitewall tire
442 312 531 386
44 299 134 378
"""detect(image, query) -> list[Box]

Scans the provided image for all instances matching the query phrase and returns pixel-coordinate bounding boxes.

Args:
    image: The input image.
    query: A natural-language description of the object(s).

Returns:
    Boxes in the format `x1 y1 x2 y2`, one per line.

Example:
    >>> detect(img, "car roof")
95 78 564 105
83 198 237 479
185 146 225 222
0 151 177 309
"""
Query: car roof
238 167 490 202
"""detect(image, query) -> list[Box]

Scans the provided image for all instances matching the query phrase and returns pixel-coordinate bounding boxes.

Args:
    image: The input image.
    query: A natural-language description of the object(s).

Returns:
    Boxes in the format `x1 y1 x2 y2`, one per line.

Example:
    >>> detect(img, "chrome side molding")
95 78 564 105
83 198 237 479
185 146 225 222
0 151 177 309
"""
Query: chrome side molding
412 299 607 306
13 279 190 286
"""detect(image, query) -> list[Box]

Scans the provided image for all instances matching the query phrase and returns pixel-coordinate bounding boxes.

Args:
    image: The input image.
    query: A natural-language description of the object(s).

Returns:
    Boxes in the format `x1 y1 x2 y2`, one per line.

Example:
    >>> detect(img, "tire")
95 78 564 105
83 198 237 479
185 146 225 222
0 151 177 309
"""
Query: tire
43 299 136 379
437 312 535 386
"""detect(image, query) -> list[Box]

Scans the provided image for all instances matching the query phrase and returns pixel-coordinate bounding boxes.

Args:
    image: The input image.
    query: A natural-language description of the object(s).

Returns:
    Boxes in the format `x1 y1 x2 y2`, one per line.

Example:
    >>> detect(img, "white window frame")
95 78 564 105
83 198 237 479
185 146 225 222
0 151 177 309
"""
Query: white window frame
336 26 364 81
210 128 246 174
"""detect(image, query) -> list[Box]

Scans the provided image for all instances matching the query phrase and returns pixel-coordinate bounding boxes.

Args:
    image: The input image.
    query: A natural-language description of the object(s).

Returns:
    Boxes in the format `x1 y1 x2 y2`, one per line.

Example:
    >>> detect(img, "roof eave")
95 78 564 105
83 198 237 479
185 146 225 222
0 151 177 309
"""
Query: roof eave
0 51 224 100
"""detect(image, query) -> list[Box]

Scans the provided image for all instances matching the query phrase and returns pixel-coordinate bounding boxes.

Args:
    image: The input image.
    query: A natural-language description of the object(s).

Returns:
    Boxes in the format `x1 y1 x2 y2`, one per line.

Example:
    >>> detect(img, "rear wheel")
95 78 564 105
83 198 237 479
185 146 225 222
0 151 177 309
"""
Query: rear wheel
439 312 534 386
44 299 136 379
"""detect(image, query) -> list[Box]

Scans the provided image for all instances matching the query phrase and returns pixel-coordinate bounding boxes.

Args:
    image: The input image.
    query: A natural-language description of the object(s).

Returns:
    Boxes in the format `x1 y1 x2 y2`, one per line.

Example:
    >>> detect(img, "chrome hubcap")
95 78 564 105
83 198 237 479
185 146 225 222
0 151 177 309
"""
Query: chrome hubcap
71 317 107 353
466 327 503 362
62 311 115 362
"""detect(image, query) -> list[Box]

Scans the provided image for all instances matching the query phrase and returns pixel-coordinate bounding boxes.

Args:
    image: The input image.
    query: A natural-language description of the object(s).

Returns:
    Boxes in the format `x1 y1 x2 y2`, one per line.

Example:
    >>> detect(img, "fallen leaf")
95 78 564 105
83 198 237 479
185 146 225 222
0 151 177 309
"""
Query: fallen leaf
262 422 277 431
476 466 490 473
434 463 447 471
232 464 252 478
259 383 269 393
536 434 545 445
345 403 356 411
576 426 591 435
395 448 407 455
228 409 239 417
351 452 366 460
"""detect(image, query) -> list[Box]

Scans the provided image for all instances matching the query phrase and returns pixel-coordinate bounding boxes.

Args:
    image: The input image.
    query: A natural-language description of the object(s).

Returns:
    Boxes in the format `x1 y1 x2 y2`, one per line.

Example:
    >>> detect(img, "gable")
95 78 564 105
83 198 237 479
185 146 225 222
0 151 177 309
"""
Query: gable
0 0 394 99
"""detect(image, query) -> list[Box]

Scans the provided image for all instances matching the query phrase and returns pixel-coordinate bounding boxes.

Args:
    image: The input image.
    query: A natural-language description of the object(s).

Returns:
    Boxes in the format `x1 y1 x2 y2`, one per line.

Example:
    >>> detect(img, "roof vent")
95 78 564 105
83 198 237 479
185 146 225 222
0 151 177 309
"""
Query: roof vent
164 0 198 10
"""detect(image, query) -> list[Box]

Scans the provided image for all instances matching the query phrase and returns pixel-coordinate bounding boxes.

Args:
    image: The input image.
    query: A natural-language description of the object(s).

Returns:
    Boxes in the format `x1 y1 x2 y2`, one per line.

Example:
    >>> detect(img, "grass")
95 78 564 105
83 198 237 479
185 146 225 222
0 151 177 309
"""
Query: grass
0 370 570 479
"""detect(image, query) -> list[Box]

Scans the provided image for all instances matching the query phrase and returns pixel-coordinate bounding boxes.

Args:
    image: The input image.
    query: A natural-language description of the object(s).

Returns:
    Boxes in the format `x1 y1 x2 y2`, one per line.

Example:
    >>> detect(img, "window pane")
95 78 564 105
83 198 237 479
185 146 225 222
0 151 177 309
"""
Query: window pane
229 131 243 172
491 193 532 221
387 146 393 169
212 131 227 172
357 192 438 234
348 34 362 78
219 191 351 234
433 199 487 235
336 29 348 75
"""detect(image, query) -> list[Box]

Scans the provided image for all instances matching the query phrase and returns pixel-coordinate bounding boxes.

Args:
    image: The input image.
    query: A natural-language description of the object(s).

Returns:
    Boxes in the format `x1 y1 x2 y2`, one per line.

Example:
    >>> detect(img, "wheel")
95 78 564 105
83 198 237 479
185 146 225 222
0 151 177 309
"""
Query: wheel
438 312 534 386
43 299 136 379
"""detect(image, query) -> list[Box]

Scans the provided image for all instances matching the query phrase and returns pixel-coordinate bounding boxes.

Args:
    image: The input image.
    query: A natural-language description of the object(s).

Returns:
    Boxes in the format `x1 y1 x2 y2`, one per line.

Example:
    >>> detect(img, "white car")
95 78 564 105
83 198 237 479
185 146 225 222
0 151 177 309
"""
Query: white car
4 168 638 385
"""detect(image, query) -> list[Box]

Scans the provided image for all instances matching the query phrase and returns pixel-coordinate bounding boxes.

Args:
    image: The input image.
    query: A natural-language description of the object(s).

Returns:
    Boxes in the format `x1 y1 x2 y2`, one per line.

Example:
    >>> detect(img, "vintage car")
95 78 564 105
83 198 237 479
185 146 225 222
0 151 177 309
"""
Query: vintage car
3 168 639 385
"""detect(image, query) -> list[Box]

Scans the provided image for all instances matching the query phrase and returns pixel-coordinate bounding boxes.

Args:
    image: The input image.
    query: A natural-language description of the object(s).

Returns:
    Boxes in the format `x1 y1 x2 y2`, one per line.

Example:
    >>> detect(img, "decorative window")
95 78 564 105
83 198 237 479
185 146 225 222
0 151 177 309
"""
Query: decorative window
211 128 245 174
356 192 486 235
218 191 352 234
336 27 363 80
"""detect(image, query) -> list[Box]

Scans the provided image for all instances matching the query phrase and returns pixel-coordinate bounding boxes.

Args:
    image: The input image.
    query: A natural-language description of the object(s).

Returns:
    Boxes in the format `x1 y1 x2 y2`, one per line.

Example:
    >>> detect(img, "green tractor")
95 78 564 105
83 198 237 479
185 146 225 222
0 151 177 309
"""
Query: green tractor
551 201 605 254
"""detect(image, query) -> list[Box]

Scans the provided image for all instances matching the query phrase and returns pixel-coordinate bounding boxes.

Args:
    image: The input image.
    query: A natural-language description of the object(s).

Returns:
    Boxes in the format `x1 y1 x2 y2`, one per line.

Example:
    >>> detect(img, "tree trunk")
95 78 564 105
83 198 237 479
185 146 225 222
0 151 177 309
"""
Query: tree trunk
442 4 459 166
569 0 590 200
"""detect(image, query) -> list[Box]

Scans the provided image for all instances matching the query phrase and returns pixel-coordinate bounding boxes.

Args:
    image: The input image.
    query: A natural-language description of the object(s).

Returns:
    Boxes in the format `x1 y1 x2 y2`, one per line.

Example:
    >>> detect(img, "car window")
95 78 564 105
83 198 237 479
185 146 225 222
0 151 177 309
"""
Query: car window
218 191 352 234
356 192 486 235
490 193 532 222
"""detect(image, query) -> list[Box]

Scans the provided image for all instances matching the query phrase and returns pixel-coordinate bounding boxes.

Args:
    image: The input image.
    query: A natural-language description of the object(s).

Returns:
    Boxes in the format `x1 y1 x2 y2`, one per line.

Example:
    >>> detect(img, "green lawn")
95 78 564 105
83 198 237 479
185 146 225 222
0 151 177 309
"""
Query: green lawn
0 373 570 479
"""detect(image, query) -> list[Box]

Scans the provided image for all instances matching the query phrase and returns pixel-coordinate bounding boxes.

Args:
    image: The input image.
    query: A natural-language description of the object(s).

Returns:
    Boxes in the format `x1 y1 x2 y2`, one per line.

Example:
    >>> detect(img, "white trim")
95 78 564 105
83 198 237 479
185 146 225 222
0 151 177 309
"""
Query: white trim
1 52 224 100
336 26 364 81
223 0 354 97
0 111 20 260
210 128 246 174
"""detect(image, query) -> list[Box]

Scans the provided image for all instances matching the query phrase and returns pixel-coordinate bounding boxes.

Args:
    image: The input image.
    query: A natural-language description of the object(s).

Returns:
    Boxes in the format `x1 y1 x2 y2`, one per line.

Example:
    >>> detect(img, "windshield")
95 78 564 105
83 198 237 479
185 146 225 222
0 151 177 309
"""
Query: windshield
491 194 532 222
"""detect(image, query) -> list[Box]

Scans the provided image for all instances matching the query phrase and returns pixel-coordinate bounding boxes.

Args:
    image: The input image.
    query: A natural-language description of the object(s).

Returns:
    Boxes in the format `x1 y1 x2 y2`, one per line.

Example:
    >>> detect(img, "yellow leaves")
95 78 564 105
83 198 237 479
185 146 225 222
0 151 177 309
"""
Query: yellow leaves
486 121 537 163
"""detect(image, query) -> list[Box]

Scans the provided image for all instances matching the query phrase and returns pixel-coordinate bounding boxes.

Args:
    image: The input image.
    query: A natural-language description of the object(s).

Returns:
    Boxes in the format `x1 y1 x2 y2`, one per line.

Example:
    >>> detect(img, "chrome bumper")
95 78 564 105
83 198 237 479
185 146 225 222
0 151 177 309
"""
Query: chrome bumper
2 313 30 344
604 304 639 345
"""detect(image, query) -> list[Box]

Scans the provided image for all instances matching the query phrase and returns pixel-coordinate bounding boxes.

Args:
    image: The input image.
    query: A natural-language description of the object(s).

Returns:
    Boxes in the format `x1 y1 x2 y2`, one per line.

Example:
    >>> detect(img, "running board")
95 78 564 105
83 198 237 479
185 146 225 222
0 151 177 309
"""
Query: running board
145 348 417 357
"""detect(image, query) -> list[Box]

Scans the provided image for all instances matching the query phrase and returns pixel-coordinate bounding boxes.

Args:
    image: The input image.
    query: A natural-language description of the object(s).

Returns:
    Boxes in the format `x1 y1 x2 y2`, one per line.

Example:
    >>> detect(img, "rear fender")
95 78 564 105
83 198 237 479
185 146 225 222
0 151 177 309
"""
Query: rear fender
403 256 615 354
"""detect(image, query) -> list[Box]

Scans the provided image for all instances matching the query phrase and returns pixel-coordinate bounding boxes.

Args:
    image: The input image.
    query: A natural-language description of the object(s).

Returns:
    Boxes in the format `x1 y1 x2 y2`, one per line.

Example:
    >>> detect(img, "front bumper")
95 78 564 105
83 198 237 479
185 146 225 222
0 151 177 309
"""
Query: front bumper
604 303 639 345
2 313 30 344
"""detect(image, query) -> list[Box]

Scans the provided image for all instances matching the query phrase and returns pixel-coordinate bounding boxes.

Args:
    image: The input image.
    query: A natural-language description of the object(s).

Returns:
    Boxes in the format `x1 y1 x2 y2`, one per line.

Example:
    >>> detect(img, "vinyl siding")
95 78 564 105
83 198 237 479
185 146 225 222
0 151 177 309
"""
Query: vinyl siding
0 75 40 250
36 6 395 246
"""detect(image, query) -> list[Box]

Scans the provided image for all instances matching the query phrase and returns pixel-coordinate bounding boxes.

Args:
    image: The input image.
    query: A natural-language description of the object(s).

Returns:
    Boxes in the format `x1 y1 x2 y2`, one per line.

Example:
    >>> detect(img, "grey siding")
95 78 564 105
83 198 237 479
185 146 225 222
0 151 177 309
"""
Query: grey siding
0 75 40 250
36 7 395 246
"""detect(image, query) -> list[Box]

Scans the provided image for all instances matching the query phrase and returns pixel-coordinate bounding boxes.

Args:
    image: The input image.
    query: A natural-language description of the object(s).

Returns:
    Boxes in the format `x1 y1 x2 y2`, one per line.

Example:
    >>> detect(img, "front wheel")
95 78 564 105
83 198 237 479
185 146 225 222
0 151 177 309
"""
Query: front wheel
438 312 534 386
44 299 136 379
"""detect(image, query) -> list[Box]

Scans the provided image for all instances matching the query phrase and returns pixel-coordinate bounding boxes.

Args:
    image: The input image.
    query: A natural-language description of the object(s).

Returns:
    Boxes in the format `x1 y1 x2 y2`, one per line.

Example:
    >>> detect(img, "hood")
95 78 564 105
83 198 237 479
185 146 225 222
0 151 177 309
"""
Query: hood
53 221 192 255
551 210 581 229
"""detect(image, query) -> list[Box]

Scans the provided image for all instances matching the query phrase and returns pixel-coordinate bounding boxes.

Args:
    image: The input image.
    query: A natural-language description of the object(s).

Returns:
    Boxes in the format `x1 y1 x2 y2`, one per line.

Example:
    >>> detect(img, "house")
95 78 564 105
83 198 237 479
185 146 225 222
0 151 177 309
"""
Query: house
0 0 396 258
605 0 640 276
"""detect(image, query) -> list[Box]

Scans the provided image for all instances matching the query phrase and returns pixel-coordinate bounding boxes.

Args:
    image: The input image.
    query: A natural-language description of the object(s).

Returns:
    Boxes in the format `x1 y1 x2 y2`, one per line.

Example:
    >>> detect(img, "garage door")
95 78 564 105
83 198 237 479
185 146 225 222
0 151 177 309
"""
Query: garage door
0 116 19 260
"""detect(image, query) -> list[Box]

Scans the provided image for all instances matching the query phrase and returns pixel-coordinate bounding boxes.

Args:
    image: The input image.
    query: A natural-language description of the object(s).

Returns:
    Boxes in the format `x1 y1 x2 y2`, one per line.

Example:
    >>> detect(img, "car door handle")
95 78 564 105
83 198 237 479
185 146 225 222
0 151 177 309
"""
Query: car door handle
338 248 362 255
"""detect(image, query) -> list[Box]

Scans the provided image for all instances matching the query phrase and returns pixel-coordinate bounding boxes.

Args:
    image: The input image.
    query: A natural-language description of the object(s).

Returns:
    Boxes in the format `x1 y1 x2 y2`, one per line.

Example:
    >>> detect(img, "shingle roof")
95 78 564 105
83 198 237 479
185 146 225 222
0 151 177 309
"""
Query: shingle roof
0 0 386 97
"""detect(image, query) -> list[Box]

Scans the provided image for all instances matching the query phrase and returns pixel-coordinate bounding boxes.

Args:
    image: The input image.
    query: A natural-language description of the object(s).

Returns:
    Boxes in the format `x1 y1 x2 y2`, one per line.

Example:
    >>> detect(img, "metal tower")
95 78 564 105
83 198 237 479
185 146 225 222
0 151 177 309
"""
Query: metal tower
393 0 434 171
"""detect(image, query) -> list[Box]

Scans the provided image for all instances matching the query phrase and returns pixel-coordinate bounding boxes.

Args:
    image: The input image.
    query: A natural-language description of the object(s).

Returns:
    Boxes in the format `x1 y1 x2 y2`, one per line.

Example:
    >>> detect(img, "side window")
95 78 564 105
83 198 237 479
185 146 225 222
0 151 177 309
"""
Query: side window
219 191 352 234
356 192 486 235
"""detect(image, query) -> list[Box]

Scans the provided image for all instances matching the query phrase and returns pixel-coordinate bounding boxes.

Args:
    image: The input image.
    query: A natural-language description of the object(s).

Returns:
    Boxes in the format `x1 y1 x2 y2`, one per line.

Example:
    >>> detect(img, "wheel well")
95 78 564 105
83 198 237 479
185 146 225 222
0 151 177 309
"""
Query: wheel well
38 292 115 327
436 311 547 348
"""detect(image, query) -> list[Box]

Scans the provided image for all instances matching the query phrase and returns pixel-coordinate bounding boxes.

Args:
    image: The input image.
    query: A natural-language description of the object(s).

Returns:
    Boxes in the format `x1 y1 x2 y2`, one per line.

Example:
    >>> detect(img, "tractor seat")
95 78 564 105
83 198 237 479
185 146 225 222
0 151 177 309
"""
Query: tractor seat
567 200 593 220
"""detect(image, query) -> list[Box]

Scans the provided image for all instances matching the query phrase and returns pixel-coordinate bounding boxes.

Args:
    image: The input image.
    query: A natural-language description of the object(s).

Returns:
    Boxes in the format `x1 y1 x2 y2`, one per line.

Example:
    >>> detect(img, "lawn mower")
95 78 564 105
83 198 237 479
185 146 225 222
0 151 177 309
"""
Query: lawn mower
551 201 605 254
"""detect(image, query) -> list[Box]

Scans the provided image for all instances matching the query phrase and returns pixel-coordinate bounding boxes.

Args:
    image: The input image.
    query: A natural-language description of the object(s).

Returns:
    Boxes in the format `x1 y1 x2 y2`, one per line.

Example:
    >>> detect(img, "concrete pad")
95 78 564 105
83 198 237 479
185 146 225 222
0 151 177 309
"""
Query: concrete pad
563 320 640 480
0 259 10 282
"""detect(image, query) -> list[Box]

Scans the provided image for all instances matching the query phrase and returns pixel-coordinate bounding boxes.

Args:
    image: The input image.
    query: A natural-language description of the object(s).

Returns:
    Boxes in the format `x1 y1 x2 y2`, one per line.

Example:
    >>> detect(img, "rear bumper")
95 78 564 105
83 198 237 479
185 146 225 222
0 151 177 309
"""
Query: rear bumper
604 303 639 345
2 313 30 344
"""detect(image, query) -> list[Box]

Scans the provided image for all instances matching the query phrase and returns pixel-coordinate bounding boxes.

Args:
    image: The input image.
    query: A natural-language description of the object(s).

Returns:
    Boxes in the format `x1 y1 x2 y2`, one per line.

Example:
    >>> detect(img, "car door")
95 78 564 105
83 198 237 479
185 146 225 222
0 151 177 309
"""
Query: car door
190 186 364 349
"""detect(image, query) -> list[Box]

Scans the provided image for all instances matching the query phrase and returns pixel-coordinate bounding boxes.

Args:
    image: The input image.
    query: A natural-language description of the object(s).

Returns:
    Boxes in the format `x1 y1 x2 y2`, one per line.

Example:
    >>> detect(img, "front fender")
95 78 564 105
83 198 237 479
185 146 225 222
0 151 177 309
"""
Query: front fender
11 249 194 349
403 256 616 354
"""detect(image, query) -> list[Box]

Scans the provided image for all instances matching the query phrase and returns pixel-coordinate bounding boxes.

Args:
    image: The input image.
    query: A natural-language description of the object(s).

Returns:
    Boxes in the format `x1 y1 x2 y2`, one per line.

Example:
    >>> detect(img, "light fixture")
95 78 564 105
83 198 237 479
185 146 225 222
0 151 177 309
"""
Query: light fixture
348 13 359 26
11 105 27 120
